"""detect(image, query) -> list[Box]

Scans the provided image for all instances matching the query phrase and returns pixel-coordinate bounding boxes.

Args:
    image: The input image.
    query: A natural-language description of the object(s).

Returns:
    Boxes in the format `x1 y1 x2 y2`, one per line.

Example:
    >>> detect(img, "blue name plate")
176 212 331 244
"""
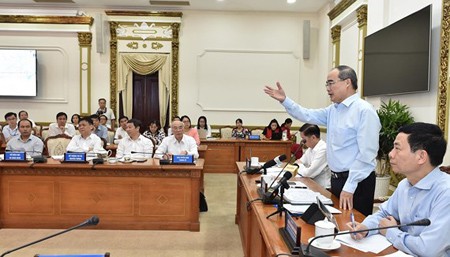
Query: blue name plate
172 155 194 164
248 135 260 140
64 152 87 162
4 151 26 161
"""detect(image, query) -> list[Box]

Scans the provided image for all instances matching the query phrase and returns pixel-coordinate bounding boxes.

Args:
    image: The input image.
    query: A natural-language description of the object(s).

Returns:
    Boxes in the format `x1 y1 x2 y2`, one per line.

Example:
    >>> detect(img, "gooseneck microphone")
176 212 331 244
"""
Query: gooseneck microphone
0 215 100 257
301 218 431 257
264 171 292 200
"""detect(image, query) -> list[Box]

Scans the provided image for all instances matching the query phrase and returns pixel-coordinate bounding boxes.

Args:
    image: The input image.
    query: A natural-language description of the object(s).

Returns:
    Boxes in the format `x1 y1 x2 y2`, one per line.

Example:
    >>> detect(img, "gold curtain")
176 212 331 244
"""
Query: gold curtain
117 53 171 127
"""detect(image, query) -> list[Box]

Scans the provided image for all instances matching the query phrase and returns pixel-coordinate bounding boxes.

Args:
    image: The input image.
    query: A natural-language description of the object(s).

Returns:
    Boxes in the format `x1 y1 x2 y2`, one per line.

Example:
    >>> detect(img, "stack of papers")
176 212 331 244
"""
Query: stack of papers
283 188 333 205
335 232 392 254
284 204 341 215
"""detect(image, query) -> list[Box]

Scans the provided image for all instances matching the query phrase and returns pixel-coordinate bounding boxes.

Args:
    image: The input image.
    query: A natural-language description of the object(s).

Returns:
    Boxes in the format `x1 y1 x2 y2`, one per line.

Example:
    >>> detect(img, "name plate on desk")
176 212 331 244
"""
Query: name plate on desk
63 152 87 163
279 211 301 255
172 155 195 165
4 151 26 161
248 135 260 140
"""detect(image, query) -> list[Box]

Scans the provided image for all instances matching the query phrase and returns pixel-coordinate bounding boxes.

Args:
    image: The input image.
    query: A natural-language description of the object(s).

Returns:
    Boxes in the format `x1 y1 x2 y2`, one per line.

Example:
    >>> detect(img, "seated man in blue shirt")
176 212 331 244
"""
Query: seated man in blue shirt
348 122 450 257
6 119 44 157
90 114 108 140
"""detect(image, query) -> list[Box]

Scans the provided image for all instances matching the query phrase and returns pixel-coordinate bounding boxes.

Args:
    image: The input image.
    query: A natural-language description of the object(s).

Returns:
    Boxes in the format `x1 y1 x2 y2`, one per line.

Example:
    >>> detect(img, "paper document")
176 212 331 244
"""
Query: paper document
381 251 413 257
284 204 341 214
289 181 307 188
335 232 392 254
51 155 64 161
283 188 333 205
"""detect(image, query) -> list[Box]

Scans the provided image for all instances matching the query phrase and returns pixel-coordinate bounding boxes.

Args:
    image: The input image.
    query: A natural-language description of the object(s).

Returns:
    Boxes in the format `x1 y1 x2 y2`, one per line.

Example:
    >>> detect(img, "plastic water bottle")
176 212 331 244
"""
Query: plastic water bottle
282 130 287 141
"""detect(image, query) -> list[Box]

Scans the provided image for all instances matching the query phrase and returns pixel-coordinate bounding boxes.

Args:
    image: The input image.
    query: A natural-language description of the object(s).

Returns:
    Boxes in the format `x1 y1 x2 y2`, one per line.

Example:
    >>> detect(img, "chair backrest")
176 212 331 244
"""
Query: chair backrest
107 130 115 144
198 128 208 139
44 134 72 156
250 128 264 137
34 124 42 137
41 127 49 141
35 253 110 257
220 126 233 139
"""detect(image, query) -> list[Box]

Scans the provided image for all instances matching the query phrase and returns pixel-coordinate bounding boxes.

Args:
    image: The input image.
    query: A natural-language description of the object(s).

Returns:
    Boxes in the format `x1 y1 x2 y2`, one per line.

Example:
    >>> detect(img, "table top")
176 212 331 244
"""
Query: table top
236 162 397 256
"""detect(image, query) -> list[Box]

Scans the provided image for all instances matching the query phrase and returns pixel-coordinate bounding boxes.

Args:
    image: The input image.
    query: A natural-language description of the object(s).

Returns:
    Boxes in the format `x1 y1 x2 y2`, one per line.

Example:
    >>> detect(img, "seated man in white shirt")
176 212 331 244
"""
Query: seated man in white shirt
6 119 44 157
116 118 154 159
66 117 106 154
18 110 37 135
156 120 199 160
114 116 129 144
2 112 19 142
48 112 76 137
295 123 331 188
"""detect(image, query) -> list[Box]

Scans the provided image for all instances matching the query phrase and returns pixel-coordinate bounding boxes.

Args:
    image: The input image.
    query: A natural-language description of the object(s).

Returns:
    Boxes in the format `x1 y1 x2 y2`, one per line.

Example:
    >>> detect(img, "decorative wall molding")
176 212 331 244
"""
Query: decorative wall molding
196 49 300 112
437 0 450 137
328 0 357 20
331 25 341 66
0 15 92 32
78 32 92 115
106 11 182 119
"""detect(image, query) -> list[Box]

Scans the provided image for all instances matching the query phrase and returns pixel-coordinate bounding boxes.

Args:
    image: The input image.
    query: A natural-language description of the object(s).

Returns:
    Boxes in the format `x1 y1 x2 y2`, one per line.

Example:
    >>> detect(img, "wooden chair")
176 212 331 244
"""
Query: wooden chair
250 127 264 137
198 128 208 139
107 128 115 144
439 165 450 174
44 134 72 156
35 253 110 257
41 127 50 141
220 126 234 139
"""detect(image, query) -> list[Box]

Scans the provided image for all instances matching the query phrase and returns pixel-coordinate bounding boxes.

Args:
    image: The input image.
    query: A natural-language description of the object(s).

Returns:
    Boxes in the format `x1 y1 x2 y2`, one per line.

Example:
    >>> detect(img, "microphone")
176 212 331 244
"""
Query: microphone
247 154 287 174
264 171 292 200
130 151 153 155
0 215 100 257
301 218 431 257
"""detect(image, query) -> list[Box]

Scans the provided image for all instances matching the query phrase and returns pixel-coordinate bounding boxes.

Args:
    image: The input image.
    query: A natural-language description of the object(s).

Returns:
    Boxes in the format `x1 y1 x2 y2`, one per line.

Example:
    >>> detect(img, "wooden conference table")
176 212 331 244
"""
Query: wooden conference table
235 162 397 257
201 139 292 173
0 158 204 231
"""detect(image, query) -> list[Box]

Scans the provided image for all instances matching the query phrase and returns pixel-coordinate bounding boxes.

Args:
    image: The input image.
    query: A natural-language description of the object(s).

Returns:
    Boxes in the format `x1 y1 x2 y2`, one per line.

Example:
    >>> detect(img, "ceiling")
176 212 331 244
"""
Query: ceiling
0 0 334 13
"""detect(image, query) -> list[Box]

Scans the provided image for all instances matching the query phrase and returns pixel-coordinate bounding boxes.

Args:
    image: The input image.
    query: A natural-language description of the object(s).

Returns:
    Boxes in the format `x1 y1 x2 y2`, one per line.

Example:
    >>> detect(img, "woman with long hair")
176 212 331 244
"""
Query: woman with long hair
196 116 212 138
262 119 282 140
181 115 200 145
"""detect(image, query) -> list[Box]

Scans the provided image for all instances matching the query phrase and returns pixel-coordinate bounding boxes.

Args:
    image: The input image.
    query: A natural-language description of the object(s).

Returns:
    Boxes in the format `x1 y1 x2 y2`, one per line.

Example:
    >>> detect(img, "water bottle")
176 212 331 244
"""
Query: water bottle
282 130 287 141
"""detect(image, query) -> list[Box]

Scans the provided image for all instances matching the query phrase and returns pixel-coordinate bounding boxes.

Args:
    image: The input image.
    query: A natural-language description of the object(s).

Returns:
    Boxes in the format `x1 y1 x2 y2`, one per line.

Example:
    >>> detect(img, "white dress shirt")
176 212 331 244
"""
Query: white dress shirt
296 139 331 188
156 134 199 159
66 134 106 154
2 125 19 141
114 127 129 142
116 134 154 159
48 123 76 137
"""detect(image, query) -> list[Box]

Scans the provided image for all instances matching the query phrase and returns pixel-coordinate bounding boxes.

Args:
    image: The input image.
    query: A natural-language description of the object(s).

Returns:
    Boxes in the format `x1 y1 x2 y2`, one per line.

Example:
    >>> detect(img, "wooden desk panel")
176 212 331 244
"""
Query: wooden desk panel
202 139 292 173
0 159 203 231
236 162 397 257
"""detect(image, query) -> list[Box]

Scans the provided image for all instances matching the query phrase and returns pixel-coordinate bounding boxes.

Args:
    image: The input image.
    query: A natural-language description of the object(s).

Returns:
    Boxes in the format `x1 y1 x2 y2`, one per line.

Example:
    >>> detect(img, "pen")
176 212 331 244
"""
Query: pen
350 212 356 231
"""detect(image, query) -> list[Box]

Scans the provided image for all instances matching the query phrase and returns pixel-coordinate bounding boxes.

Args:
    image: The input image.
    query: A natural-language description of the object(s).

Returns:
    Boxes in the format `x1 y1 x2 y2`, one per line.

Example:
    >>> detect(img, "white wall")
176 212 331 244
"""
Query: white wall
179 10 330 127
0 8 331 128
0 31 81 122
366 0 448 162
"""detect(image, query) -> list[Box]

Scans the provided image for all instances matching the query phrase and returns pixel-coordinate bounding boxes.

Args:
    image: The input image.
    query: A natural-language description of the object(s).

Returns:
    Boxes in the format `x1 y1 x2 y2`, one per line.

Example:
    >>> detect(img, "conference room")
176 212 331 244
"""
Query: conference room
0 0 449 256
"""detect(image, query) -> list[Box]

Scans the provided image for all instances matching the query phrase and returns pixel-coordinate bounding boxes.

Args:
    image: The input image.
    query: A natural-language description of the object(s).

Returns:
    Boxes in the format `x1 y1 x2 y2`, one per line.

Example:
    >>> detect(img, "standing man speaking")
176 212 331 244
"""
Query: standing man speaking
264 65 381 216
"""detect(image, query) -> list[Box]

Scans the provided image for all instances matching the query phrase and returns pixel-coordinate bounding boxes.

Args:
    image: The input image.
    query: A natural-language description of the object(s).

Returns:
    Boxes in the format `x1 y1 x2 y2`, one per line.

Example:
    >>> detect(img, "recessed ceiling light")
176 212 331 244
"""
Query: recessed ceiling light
287 0 296 4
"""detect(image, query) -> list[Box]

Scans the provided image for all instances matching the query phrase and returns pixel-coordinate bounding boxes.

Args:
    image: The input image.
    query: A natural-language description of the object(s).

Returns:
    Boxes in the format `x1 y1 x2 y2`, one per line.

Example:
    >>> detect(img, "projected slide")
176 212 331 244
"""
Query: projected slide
0 49 37 96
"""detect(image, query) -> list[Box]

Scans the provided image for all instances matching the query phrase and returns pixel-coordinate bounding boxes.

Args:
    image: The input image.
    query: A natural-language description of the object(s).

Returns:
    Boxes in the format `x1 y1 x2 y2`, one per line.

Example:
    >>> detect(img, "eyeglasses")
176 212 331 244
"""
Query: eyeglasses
325 78 346 87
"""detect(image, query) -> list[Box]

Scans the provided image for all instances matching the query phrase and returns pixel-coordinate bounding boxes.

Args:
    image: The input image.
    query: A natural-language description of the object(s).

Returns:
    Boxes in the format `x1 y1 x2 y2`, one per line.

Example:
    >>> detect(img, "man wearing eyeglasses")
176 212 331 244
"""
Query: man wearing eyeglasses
264 65 381 216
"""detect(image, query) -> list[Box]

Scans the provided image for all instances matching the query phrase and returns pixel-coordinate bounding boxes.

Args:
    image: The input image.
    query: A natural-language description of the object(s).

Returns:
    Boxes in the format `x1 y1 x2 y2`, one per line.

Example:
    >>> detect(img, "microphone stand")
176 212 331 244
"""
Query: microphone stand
266 181 289 219
0 216 99 257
